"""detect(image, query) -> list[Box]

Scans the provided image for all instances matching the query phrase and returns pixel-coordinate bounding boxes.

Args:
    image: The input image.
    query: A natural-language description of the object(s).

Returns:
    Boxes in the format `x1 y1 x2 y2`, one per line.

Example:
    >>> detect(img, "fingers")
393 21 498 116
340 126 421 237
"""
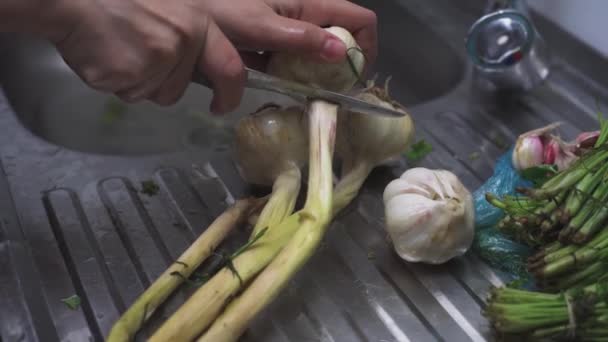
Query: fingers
119 18 246 110
114 67 173 103
236 14 347 63
146 45 198 106
197 19 246 114
293 0 378 66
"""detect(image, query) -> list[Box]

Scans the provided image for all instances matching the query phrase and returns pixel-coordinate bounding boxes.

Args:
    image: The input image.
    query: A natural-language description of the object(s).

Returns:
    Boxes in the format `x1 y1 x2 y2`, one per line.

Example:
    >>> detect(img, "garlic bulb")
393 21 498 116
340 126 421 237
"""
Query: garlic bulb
383 168 475 264
267 26 365 93
337 78 415 168
235 104 308 186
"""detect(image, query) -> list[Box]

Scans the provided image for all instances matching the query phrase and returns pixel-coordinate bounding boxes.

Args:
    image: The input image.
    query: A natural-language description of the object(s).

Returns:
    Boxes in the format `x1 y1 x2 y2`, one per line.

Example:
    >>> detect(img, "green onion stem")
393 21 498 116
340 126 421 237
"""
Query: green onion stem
564 162 608 219
560 180 608 241
486 281 608 338
531 150 608 198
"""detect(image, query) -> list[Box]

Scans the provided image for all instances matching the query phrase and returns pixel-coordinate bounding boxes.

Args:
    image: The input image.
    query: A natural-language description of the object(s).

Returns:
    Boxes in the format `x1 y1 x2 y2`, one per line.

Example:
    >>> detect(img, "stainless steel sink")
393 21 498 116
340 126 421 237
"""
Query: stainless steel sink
1 1 607 342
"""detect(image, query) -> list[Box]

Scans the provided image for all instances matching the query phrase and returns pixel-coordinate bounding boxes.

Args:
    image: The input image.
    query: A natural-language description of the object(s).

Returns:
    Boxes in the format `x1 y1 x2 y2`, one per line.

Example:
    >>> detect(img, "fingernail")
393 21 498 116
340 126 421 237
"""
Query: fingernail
320 37 346 62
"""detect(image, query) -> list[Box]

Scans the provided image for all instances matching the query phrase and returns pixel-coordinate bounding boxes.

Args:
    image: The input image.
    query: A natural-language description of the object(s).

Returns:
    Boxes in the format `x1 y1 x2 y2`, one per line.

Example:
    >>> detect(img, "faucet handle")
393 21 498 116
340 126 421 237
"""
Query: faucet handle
465 9 551 91
467 10 533 69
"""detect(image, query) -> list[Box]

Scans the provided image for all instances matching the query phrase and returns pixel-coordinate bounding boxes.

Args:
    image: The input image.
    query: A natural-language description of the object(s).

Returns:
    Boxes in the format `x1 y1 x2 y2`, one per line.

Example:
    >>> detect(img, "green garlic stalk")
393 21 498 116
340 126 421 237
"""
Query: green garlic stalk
149 105 306 342
106 198 261 342
198 100 338 342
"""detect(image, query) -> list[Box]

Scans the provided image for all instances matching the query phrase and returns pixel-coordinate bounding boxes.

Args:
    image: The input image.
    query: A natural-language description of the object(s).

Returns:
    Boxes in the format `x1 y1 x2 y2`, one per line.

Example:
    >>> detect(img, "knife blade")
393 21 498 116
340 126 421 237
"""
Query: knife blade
193 67 405 118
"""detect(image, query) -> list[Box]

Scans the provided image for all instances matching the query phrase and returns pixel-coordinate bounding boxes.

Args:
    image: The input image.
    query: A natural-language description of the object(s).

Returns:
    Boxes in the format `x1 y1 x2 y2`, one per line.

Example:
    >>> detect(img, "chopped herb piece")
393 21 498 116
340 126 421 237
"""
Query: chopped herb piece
61 295 81 310
367 251 376 260
405 140 433 163
101 99 127 124
468 151 481 161
140 180 160 196
230 227 268 260
521 165 558 187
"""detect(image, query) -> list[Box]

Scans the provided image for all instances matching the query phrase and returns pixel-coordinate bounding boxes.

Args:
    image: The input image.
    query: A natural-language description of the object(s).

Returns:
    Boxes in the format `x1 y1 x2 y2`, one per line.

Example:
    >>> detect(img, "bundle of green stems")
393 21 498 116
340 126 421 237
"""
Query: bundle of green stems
485 280 608 341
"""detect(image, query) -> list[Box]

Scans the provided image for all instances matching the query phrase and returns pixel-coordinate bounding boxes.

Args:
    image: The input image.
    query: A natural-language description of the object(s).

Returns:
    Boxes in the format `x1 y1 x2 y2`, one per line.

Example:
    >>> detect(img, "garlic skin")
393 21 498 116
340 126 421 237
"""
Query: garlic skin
337 79 415 168
235 104 308 186
512 122 561 171
575 130 600 150
267 26 365 93
512 135 544 170
383 168 475 264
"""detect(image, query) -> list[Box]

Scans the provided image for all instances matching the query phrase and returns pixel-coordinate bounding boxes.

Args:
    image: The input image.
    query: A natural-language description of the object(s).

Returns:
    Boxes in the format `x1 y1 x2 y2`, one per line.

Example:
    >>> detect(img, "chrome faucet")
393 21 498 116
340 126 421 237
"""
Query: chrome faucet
465 0 550 91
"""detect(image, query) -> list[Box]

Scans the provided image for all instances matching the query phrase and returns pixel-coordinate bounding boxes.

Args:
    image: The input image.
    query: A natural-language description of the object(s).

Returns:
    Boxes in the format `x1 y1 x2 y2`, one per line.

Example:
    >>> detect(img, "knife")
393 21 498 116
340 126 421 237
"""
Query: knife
193 67 405 118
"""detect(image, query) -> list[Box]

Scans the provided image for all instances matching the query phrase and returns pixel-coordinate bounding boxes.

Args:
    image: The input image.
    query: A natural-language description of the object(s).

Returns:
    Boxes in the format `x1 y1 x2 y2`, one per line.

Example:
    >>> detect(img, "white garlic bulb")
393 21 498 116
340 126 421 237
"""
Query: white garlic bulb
235 104 308 186
267 26 365 93
383 168 475 264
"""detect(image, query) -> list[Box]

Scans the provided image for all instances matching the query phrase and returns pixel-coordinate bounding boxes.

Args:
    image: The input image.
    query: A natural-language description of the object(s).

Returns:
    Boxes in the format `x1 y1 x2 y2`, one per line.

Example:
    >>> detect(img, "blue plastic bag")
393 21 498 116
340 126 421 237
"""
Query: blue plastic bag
472 148 534 278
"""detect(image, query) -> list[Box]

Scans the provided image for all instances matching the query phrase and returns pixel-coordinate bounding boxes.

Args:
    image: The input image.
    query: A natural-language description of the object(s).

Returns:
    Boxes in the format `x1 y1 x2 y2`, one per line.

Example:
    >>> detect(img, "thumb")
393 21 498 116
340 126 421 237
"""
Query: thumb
251 14 347 62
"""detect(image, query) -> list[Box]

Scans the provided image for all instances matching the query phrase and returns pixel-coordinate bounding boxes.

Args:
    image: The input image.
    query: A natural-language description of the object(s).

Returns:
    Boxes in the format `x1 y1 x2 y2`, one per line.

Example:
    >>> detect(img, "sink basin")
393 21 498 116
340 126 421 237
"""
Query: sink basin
355 0 464 104
0 0 463 156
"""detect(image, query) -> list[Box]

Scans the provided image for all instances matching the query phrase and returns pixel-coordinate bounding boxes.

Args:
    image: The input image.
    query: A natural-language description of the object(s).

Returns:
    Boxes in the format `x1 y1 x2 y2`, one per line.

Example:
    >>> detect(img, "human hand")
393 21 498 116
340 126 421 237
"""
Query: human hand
205 0 377 71
50 0 376 112
52 0 247 112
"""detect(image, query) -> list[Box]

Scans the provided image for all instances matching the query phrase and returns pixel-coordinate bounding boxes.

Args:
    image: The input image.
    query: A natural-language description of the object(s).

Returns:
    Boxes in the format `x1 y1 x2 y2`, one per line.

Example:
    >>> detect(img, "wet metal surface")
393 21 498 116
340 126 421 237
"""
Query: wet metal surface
1 0 607 341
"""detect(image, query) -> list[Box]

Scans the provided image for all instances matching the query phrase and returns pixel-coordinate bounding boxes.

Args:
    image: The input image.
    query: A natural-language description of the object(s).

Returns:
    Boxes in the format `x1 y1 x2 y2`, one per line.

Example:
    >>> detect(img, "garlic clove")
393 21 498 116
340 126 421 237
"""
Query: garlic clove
513 135 545 170
543 139 559 165
382 178 433 203
575 130 600 149
397 167 446 198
